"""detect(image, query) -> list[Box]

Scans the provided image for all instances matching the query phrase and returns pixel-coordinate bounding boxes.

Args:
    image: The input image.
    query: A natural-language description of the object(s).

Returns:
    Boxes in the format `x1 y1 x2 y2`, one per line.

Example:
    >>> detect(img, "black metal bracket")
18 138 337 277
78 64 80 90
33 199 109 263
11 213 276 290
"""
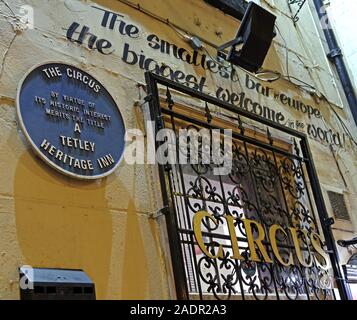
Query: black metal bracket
143 94 153 103
134 94 153 108
337 237 357 247
149 206 170 219
324 217 335 227
288 0 307 23
217 37 244 61
327 48 343 61
217 37 243 53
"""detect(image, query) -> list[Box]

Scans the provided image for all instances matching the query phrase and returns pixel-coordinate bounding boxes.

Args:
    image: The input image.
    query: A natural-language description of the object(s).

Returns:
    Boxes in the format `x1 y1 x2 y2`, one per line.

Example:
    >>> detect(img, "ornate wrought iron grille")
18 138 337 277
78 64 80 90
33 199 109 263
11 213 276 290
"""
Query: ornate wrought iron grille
288 0 307 23
145 72 349 300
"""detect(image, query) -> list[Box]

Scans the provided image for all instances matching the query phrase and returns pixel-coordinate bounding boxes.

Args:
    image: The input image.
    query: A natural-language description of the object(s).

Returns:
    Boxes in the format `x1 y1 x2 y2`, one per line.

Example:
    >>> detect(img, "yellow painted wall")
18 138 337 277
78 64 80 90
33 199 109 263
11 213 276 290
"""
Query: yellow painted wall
0 0 356 299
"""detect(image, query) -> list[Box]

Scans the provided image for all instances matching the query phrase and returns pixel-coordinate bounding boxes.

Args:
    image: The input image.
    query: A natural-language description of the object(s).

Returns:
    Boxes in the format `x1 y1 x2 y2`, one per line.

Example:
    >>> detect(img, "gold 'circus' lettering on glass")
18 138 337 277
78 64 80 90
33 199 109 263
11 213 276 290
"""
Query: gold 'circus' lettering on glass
193 210 330 270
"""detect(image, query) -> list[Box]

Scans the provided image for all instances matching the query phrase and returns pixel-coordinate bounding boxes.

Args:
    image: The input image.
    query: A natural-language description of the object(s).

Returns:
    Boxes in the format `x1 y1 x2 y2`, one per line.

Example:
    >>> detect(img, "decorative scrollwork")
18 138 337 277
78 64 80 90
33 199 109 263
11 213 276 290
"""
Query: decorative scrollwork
226 185 259 221
166 111 335 301
250 262 274 300
259 193 289 227
274 264 305 300
288 0 307 23
250 149 278 193
197 249 240 300
304 266 333 300
279 157 305 199
178 125 211 175
290 201 317 232
229 142 249 185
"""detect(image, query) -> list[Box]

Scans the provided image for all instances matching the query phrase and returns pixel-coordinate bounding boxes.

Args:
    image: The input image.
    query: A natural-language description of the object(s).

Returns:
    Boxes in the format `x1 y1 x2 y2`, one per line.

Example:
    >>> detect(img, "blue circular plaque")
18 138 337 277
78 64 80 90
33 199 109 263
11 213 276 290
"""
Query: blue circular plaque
16 62 126 179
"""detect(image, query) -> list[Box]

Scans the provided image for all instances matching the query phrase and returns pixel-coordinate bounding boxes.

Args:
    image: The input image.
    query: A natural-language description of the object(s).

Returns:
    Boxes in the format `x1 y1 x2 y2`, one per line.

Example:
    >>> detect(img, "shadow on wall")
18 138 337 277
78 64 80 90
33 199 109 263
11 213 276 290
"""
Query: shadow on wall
13 151 150 299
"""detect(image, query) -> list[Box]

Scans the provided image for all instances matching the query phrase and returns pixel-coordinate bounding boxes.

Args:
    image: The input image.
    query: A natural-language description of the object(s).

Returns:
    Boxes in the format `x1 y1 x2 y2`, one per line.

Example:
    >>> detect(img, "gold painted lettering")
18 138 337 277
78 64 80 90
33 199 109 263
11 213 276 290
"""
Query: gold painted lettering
269 224 294 266
289 227 313 267
193 211 224 259
310 232 330 270
224 215 244 260
243 219 273 263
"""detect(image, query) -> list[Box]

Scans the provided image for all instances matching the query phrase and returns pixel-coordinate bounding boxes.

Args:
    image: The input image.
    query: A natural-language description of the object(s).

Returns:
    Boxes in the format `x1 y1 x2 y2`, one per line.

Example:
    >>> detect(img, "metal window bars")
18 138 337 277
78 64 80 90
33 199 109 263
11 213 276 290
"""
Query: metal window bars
145 71 351 300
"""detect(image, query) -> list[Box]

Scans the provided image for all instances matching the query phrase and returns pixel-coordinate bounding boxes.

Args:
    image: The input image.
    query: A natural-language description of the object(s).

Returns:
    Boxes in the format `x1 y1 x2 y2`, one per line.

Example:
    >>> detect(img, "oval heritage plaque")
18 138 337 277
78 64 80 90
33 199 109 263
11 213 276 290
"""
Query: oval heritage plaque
17 62 126 179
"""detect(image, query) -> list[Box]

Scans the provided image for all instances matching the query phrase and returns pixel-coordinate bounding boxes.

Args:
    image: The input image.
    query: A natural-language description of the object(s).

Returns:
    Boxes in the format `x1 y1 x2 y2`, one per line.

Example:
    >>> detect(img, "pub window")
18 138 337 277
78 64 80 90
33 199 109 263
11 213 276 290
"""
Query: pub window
158 95 330 300
144 66 347 301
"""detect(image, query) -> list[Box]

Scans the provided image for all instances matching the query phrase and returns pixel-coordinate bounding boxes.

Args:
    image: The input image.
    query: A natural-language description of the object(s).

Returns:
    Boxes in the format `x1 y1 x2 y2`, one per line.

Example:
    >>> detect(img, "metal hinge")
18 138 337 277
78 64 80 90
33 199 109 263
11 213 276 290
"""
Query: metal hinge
148 206 169 219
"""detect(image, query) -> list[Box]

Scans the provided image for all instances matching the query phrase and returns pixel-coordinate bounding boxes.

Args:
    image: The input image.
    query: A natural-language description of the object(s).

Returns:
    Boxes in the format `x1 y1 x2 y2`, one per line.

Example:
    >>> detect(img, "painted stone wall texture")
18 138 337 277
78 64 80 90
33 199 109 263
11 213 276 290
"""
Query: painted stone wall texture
0 0 356 299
